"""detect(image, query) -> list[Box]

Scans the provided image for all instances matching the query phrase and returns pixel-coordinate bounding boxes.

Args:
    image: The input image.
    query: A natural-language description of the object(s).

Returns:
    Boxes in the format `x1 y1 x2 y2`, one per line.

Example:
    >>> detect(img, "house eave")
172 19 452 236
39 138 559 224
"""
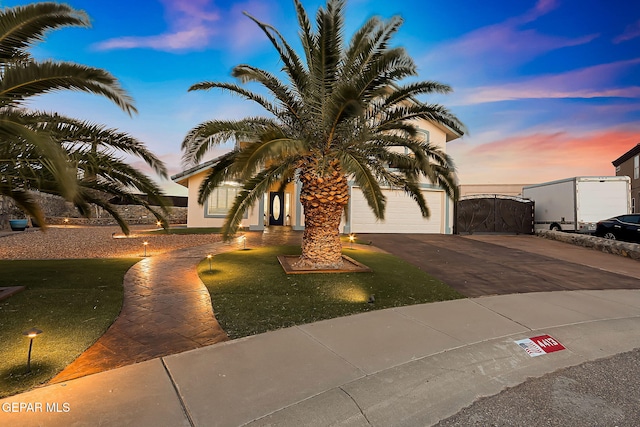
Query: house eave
612 143 640 166
170 157 223 187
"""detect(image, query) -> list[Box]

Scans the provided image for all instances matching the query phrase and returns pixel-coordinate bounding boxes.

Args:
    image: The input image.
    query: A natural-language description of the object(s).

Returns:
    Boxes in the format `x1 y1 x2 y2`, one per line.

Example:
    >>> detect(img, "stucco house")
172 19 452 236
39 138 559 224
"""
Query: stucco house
171 118 462 234
613 143 640 213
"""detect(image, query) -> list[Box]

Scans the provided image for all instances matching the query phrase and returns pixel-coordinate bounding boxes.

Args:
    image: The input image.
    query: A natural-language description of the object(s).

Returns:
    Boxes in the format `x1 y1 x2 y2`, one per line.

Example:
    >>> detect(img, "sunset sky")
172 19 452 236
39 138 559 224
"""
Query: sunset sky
5 0 640 195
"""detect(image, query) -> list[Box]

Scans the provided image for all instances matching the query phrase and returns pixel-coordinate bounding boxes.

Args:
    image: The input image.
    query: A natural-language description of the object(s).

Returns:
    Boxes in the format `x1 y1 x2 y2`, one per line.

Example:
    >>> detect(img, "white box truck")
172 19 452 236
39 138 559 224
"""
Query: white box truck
522 176 631 233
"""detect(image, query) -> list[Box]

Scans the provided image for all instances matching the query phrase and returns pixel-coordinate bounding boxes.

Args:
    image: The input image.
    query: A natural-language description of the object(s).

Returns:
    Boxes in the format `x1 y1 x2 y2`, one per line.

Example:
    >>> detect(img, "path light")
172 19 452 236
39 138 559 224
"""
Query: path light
240 235 247 250
22 328 43 373
207 254 212 272
63 218 69 227
156 221 162 228
143 241 148 257
349 234 355 250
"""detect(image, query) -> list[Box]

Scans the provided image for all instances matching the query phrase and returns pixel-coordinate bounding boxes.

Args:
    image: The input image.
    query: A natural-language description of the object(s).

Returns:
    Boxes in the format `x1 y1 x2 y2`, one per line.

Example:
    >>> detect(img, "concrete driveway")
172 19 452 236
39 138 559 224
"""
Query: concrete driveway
364 234 640 297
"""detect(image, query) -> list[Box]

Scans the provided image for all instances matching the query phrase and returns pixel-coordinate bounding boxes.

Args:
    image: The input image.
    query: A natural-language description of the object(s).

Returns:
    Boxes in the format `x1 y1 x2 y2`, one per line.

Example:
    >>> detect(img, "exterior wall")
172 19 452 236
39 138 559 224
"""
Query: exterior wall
616 155 640 213
459 184 532 198
184 169 301 230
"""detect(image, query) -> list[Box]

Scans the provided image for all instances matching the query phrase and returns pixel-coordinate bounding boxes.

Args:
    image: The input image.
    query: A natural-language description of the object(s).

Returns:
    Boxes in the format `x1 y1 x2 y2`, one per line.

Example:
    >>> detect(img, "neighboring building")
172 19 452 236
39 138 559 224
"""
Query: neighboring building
171 118 462 234
612 143 640 213
459 184 532 198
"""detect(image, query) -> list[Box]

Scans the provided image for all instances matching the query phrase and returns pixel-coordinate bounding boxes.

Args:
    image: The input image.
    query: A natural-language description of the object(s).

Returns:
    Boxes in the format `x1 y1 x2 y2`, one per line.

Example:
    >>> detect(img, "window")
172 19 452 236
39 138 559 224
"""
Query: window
634 155 639 180
632 197 636 214
206 185 240 216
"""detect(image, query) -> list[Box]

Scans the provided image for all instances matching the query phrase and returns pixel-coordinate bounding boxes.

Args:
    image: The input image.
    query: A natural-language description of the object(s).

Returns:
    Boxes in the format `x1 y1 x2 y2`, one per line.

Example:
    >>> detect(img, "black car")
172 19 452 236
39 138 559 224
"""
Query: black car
594 214 640 243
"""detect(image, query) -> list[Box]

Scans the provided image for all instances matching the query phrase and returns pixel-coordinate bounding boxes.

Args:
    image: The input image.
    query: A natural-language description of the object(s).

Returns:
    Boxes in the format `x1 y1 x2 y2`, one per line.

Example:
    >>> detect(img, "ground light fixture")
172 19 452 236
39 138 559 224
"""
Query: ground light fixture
349 234 355 249
156 221 162 228
240 235 247 250
22 328 43 373
207 254 213 271
63 218 69 226
143 241 149 257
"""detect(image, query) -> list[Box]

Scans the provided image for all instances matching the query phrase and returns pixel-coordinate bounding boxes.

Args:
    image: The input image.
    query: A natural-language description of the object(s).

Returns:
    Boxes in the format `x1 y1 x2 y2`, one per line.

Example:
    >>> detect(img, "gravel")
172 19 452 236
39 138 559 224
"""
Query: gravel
0 226 223 259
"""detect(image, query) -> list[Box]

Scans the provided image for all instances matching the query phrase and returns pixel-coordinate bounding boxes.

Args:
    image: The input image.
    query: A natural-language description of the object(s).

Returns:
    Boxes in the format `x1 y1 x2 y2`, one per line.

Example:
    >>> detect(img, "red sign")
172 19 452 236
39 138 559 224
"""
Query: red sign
530 334 566 353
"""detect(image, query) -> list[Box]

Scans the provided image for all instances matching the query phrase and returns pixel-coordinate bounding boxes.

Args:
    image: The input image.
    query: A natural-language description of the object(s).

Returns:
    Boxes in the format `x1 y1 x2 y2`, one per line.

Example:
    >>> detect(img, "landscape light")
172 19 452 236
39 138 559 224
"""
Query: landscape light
22 328 43 373
207 254 212 272
143 241 148 257
349 234 355 249
156 221 162 228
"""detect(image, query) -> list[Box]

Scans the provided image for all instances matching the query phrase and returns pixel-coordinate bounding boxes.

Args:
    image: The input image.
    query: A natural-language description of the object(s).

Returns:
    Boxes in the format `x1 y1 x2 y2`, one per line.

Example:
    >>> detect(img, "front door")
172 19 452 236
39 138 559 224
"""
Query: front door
269 192 285 226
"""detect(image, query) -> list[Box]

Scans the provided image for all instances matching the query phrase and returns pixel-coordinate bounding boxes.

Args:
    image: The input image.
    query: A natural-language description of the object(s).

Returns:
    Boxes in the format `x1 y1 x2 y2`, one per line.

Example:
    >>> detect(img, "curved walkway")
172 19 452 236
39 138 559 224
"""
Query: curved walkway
50 230 302 383
50 242 231 383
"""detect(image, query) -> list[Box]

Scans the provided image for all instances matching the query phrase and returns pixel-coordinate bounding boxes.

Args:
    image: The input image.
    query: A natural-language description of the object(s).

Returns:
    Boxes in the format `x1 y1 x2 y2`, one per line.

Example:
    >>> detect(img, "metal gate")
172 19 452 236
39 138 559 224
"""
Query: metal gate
456 195 534 234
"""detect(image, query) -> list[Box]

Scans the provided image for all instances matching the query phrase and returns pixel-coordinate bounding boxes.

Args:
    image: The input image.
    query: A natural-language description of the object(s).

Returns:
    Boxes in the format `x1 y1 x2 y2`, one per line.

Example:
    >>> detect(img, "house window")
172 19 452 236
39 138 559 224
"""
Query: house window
632 197 636 214
206 185 241 216
634 155 639 180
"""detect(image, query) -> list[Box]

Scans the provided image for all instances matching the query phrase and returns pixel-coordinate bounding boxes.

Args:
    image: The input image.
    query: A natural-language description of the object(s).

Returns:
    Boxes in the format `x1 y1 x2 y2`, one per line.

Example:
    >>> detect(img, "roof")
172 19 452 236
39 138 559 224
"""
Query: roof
612 143 640 166
170 156 223 187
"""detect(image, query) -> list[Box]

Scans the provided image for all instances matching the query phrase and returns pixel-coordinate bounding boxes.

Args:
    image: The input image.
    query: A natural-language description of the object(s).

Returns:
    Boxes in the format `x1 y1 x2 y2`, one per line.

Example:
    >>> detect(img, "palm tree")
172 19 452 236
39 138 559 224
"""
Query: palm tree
13 112 169 234
182 0 463 269
0 2 167 230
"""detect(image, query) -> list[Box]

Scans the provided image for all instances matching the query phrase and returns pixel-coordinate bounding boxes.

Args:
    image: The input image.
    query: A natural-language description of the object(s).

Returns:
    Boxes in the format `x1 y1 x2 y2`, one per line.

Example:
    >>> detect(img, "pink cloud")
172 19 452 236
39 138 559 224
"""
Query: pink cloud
94 0 270 52
449 129 640 184
422 0 597 81
614 19 640 44
454 58 640 105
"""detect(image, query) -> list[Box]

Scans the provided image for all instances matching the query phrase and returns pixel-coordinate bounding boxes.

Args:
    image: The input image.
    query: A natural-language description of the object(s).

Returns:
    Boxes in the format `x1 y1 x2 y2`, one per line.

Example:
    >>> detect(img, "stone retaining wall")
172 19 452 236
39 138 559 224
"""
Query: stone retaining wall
537 230 640 260
1 194 187 229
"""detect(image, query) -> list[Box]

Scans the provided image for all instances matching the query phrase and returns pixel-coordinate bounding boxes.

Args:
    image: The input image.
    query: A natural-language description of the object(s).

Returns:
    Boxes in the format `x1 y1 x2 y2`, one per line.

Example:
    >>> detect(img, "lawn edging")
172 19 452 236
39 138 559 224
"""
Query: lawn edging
537 230 640 260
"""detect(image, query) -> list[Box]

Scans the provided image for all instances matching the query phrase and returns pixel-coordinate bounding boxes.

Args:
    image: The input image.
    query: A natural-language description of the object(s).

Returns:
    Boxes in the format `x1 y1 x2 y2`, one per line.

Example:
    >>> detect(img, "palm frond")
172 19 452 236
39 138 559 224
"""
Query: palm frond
0 61 136 115
0 2 89 61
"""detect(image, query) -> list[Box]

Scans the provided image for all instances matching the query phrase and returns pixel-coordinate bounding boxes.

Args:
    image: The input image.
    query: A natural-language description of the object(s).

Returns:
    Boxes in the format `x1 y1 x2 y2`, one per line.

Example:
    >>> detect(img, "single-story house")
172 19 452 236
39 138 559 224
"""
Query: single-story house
171 118 462 234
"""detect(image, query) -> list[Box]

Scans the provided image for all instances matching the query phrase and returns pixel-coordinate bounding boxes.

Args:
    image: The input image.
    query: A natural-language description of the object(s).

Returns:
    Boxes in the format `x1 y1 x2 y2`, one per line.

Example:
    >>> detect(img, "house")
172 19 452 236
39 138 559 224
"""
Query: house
171 118 462 234
612 143 640 213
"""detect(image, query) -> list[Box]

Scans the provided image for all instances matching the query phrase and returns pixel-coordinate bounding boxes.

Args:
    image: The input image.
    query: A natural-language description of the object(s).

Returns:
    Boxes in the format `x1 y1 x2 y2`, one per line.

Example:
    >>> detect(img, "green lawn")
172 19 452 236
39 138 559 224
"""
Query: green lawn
0 259 138 398
198 245 464 338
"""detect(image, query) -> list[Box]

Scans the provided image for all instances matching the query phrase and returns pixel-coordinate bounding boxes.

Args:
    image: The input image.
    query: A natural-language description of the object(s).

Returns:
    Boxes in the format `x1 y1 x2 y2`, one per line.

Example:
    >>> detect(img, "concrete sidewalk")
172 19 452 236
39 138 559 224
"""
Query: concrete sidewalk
2 289 640 426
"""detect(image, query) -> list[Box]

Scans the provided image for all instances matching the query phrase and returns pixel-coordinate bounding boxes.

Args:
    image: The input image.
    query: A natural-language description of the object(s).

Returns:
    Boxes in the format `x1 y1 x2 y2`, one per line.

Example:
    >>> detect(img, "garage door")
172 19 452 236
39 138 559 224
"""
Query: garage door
349 187 445 233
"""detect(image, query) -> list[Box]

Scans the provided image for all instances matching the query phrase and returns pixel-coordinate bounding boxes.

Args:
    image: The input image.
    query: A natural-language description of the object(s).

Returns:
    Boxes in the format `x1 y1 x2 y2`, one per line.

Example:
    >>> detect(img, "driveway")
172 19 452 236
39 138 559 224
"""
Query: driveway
364 234 640 297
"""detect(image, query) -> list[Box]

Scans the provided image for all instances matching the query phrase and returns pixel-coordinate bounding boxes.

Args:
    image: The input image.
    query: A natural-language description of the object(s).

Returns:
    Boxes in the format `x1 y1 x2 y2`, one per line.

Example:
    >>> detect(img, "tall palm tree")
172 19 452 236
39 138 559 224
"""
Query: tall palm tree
182 0 463 269
0 2 167 230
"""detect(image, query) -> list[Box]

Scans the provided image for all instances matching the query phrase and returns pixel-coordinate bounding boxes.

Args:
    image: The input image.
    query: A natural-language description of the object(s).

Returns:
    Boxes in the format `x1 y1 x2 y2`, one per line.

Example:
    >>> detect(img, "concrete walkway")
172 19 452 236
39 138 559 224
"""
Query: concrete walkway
49 242 231 383
50 230 304 384
2 289 640 426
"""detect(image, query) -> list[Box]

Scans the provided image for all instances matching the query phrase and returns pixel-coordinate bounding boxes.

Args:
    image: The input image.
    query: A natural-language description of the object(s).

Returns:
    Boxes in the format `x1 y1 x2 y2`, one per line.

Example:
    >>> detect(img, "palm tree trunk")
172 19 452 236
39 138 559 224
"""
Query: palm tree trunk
294 162 349 269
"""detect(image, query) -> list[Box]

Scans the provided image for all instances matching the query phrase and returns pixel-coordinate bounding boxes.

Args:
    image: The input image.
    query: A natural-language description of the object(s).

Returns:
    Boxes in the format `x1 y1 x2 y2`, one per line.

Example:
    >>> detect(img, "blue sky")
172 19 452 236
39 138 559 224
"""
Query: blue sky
5 0 640 195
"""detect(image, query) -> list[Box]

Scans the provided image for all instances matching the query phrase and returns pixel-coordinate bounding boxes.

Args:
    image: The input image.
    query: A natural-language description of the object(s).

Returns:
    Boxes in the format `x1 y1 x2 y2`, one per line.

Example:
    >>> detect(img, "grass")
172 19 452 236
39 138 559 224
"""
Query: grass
144 227 223 235
198 245 464 338
0 259 138 398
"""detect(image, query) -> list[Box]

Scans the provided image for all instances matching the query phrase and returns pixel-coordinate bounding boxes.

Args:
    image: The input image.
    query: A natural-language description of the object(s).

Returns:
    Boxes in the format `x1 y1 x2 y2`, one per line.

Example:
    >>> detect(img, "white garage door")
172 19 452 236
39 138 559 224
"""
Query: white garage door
349 187 445 233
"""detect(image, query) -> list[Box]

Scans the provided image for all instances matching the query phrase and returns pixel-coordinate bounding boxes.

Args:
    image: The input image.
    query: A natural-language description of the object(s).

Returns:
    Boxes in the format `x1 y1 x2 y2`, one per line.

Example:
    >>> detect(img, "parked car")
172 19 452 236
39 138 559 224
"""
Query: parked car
594 214 640 243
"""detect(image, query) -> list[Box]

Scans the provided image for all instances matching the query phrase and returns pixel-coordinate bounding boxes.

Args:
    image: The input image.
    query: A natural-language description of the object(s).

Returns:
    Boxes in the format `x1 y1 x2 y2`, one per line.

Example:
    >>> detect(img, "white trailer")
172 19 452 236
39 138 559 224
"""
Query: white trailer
522 176 631 233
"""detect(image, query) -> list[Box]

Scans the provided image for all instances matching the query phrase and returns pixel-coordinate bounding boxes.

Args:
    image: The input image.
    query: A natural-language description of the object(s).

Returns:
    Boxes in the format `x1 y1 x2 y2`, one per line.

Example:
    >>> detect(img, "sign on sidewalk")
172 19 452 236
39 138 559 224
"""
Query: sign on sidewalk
515 334 566 357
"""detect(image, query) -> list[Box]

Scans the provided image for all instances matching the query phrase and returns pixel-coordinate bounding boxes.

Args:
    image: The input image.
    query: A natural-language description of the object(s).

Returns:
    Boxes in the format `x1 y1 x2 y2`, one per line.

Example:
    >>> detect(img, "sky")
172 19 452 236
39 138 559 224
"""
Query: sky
4 0 640 195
